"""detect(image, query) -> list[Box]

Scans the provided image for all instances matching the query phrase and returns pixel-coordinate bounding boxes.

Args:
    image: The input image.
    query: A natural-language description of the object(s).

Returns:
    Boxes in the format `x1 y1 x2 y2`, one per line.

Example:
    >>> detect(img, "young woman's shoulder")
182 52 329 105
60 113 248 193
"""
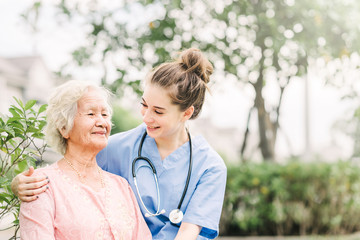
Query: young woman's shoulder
193 135 227 170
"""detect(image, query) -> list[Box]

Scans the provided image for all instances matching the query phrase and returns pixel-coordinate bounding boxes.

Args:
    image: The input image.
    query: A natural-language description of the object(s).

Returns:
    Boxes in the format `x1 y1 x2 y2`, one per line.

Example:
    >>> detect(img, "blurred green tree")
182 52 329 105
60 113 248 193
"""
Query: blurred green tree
110 104 142 135
24 0 360 161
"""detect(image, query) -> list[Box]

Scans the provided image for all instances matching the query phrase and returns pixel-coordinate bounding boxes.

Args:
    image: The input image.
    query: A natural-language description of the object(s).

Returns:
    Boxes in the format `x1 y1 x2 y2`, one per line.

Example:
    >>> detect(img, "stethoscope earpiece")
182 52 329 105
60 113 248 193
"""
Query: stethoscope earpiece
132 129 193 225
144 209 166 218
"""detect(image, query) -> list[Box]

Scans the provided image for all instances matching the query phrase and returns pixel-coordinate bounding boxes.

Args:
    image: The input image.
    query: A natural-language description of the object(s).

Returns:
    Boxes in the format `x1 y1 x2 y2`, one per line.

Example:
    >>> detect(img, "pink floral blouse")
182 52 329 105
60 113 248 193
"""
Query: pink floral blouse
20 162 152 240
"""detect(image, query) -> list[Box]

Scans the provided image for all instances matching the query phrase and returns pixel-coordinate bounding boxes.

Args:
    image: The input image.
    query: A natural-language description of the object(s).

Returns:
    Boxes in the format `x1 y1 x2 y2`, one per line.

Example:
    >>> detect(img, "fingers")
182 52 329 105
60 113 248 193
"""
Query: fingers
19 185 49 199
14 170 50 202
23 166 35 176
19 195 39 202
19 178 50 191
21 174 48 184
17 178 50 202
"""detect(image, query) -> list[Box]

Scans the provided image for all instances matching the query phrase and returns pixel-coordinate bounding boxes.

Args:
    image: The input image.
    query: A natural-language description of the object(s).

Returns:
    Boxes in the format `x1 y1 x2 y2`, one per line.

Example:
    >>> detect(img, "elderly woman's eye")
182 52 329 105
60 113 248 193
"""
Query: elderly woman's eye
88 113 95 116
102 113 109 117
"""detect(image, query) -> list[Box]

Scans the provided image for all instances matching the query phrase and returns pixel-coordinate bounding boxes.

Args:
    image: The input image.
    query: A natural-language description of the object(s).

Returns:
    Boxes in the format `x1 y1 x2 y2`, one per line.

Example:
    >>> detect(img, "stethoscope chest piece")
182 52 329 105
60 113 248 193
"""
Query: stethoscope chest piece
169 209 183 224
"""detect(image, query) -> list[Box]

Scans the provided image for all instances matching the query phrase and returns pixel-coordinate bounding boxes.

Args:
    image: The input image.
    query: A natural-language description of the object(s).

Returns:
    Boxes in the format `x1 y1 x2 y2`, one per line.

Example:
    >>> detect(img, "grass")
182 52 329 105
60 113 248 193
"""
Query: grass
218 232 360 240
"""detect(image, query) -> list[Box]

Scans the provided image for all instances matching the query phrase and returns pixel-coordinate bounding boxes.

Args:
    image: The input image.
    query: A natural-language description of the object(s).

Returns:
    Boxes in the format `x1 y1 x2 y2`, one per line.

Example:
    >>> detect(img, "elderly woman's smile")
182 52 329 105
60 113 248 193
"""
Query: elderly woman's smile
66 88 111 151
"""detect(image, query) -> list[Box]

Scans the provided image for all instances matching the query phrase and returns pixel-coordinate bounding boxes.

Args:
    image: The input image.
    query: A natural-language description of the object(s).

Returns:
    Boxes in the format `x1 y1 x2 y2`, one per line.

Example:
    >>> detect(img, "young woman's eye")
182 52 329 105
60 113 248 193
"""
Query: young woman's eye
155 111 163 115
141 102 147 108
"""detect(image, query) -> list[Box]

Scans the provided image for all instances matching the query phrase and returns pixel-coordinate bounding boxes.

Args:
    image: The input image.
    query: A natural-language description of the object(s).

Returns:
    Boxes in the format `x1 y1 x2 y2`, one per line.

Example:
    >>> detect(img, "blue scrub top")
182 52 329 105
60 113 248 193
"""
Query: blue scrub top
97 124 227 240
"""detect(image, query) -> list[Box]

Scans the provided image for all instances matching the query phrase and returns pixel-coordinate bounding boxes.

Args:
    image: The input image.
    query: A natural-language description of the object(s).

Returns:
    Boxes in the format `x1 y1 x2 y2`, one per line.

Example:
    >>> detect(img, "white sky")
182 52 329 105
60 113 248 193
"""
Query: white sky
1 0 358 161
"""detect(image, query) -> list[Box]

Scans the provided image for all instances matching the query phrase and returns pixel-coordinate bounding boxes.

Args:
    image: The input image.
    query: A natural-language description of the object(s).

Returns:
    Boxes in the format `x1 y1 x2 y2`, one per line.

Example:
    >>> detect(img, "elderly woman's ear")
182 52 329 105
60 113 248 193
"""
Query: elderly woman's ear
59 127 69 139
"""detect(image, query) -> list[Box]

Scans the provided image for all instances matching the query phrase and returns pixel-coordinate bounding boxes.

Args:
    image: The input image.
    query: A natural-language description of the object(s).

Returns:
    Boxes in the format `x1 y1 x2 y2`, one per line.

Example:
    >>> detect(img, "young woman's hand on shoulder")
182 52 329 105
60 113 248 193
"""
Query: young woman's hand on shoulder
11 167 49 202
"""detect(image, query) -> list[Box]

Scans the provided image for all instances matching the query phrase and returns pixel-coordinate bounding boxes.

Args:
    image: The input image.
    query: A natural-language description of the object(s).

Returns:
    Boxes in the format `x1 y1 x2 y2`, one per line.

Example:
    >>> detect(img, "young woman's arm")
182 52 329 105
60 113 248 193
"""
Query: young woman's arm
174 222 202 240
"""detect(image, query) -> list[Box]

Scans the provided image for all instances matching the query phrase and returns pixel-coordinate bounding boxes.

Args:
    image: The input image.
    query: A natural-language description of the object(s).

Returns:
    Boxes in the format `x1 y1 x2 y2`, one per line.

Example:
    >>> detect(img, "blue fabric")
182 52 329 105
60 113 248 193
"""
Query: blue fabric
97 124 227 239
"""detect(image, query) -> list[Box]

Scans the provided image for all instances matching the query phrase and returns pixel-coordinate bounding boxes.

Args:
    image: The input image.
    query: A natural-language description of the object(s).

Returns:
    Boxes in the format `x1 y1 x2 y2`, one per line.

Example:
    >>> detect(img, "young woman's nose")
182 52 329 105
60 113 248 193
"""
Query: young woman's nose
142 109 153 123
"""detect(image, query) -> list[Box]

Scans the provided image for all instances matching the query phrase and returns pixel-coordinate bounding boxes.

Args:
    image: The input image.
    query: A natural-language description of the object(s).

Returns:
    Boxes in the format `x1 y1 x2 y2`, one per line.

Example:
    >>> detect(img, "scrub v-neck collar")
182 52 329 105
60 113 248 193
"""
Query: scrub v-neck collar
143 134 192 176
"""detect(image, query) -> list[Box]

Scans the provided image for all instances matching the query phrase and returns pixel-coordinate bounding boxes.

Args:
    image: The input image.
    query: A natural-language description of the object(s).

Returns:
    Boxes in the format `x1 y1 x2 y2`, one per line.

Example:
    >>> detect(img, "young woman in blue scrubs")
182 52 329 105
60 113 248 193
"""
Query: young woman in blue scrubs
12 48 227 240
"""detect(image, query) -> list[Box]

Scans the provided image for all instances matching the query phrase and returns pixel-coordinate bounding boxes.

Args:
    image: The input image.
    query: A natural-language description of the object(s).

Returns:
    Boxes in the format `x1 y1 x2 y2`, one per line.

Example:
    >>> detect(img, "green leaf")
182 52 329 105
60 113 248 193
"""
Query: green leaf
7 116 22 123
8 108 21 118
4 126 15 137
10 105 24 117
27 125 39 133
16 159 28 174
0 176 8 185
7 139 18 148
38 104 47 114
1 147 8 153
13 97 24 108
25 100 37 110
32 132 45 139
38 120 47 130
0 194 11 204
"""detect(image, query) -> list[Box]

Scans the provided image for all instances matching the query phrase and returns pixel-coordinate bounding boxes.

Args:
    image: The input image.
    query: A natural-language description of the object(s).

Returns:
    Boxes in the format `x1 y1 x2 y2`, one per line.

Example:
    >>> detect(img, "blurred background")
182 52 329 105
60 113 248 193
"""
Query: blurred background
2 0 360 238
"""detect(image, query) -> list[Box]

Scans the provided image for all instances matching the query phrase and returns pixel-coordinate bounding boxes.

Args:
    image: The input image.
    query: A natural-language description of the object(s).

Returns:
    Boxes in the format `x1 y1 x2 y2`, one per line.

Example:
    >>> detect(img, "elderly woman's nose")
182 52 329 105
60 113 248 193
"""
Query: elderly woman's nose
95 114 107 126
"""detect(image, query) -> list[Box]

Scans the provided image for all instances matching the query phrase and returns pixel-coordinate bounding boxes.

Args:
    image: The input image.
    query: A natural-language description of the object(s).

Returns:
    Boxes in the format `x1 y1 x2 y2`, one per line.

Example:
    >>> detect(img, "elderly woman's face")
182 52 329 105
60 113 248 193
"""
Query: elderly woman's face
66 88 111 152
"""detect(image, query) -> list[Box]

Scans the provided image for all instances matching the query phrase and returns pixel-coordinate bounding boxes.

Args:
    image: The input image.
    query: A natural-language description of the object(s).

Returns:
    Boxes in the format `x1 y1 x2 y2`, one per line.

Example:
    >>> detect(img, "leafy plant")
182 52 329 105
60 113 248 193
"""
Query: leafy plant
0 98 47 239
221 160 360 236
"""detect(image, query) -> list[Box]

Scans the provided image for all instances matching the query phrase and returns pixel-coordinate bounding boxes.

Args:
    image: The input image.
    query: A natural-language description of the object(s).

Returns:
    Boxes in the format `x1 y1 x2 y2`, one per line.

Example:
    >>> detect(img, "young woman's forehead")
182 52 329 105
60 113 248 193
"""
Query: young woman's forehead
143 84 172 104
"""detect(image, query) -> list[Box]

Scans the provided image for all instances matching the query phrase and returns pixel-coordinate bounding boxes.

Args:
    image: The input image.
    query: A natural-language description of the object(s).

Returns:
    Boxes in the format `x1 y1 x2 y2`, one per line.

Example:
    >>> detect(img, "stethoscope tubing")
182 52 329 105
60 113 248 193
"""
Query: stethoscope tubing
176 130 192 210
132 129 193 223
133 173 162 217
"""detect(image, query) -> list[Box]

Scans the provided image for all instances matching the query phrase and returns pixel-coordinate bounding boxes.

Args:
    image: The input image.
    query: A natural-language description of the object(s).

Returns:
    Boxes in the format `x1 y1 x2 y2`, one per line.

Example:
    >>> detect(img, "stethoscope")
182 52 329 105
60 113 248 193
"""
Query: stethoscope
132 129 193 225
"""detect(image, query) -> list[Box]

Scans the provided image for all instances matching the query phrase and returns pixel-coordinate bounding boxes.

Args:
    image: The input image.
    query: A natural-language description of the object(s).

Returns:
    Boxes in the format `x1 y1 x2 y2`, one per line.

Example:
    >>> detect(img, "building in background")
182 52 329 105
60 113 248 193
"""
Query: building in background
0 55 61 164
0 56 55 113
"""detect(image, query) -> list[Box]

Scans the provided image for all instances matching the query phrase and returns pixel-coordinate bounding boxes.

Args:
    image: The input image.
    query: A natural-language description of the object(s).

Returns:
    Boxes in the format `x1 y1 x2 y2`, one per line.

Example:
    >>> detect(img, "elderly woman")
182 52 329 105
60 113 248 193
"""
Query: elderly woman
19 80 151 240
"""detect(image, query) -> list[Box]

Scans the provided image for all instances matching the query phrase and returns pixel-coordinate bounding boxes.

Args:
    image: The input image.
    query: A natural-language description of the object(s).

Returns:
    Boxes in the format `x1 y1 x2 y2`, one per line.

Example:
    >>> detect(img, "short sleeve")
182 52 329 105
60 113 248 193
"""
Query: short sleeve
183 163 227 239
19 183 56 240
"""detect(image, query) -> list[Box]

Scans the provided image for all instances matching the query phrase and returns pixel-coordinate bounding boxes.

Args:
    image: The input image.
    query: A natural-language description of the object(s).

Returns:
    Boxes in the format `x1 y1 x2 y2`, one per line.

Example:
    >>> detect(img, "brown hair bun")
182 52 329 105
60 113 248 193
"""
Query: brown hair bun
178 48 213 84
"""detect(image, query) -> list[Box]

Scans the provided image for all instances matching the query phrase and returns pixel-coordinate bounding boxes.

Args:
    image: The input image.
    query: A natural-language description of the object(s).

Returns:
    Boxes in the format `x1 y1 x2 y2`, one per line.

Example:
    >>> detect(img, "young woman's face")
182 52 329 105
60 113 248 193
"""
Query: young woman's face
66 88 111 152
141 83 186 140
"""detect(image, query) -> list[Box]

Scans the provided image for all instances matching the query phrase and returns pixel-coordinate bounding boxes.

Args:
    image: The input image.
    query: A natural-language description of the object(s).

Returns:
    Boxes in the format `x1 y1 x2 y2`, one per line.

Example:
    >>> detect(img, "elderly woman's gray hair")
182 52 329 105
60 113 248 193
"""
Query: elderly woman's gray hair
45 80 113 155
